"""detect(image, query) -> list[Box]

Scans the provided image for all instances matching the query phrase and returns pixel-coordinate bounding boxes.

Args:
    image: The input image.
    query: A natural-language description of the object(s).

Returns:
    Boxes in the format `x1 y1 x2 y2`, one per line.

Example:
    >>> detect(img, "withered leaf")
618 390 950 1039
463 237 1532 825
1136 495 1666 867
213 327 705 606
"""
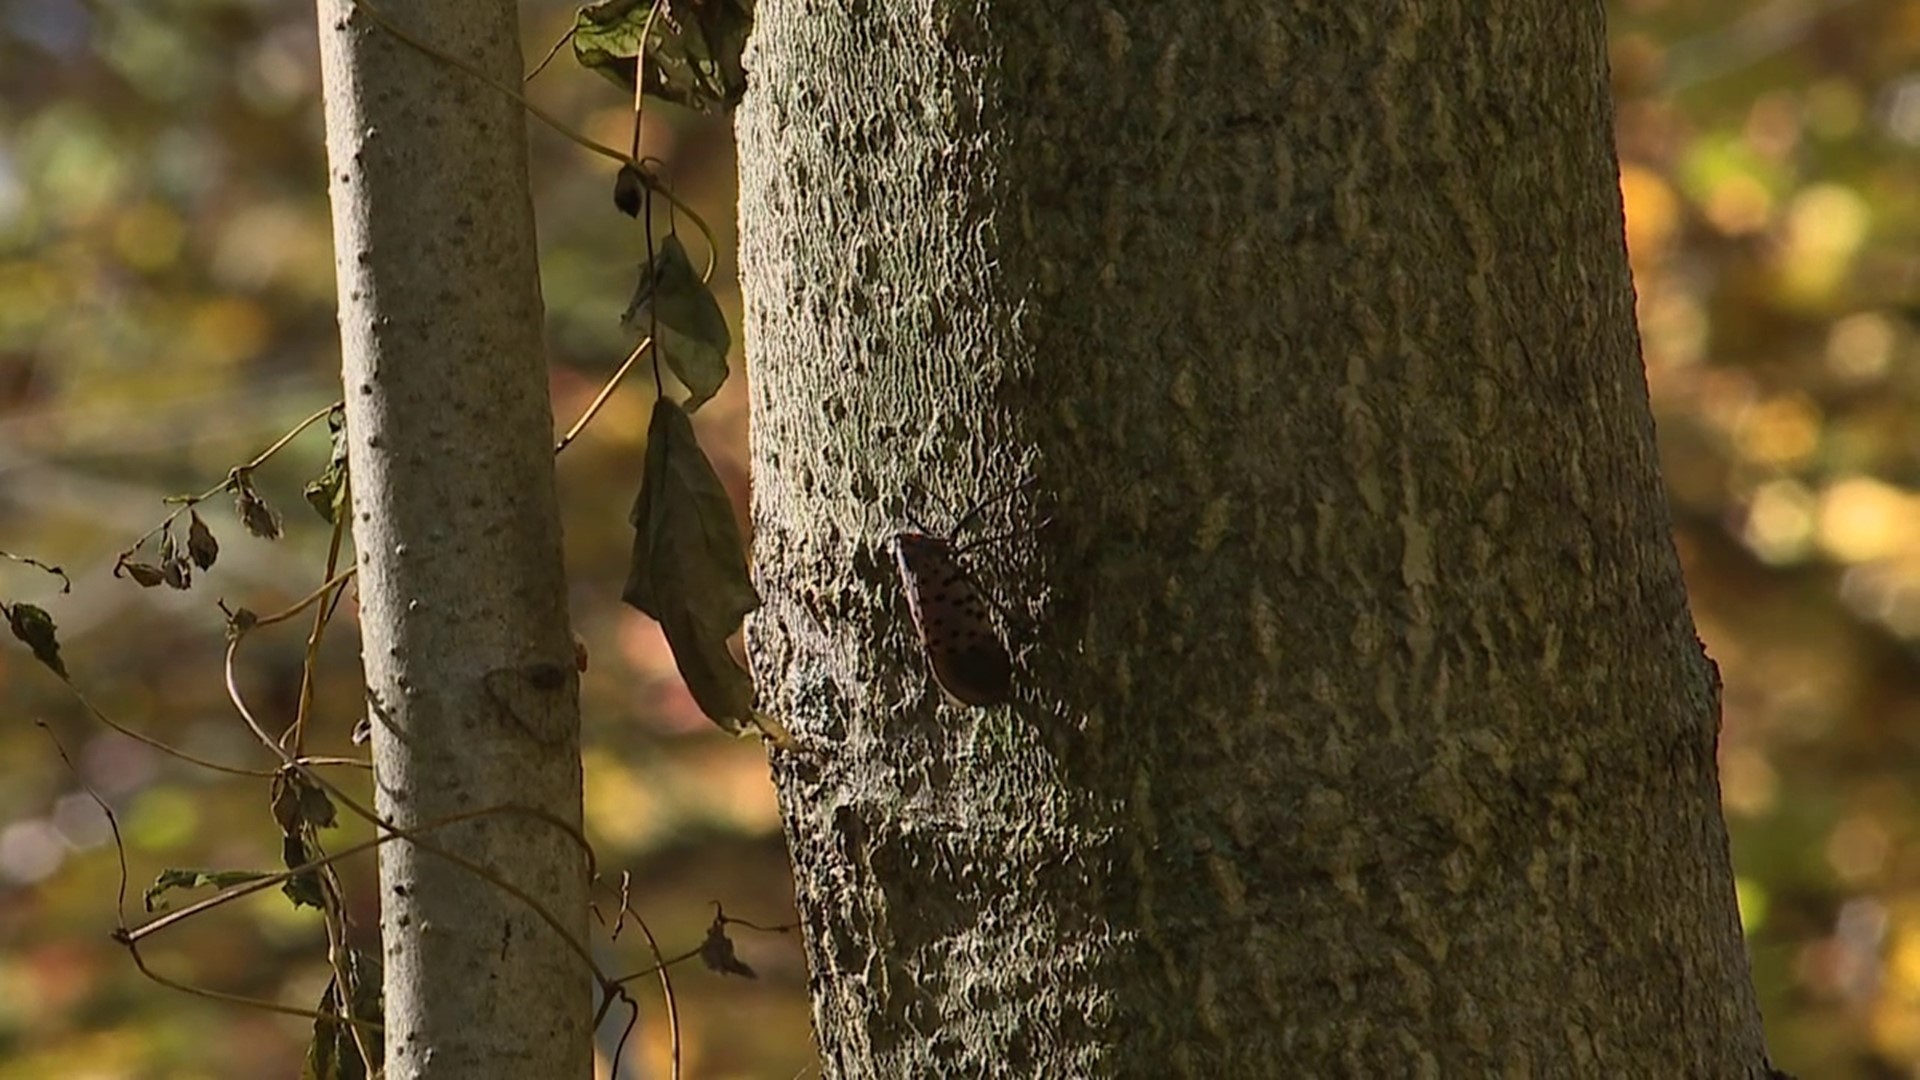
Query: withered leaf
622 233 731 411
572 0 753 115
303 407 350 523
698 917 756 979
236 479 283 540
187 510 219 570
156 528 190 589
143 867 274 912
613 162 646 218
271 769 339 832
118 559 167 588
5 602 66 677
302 946 382 1080
222 604 259 638
281 832 326 911
622 398 758 731
660 610 754 725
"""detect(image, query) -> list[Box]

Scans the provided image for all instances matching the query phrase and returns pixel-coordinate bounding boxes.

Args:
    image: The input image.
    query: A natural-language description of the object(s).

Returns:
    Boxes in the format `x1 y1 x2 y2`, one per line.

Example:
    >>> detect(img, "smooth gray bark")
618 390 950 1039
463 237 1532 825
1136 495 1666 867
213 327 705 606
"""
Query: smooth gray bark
740 3 1770 1076
317 2 589 1076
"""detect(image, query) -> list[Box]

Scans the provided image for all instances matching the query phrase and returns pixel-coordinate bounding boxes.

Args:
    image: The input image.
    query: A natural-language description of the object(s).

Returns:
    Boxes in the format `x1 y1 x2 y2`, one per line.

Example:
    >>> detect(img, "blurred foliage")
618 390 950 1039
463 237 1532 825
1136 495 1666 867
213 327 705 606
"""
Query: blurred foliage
0 1 787 1077
1611 1 1920 1074
0 1 1913 1077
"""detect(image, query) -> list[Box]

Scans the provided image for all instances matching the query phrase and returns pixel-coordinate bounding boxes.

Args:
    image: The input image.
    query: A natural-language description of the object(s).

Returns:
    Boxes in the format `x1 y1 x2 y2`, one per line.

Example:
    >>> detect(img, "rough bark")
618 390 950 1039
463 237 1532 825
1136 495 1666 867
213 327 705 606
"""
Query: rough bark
317 3 589 1076
740 3 1769 1077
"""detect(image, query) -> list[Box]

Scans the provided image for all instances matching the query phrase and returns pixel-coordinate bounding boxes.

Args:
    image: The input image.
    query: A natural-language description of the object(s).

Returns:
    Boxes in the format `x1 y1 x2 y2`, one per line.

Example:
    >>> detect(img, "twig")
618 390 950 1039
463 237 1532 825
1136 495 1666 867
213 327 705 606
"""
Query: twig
630 0 666 162
248 567 359 632
555 336 654 455
604 872 681 1080
347 0 719 281
610 943 702 986
525 22 576 83
0 550 71 592
121 402 338 560
59 675 276 778
223 637 606 982
37 721 384 1034
285 510 351 754
645 187 664 397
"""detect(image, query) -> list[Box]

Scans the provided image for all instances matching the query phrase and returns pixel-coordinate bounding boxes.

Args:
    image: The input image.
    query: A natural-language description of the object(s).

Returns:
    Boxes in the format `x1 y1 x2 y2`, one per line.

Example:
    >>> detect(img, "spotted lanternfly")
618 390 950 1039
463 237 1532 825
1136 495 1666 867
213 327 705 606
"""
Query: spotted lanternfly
890 482 1032 707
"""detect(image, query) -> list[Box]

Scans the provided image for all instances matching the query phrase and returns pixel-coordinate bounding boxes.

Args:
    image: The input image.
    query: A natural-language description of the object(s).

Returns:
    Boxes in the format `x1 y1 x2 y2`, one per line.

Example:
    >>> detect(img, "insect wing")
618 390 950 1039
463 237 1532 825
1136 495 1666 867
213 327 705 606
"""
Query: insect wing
891 533 1013 707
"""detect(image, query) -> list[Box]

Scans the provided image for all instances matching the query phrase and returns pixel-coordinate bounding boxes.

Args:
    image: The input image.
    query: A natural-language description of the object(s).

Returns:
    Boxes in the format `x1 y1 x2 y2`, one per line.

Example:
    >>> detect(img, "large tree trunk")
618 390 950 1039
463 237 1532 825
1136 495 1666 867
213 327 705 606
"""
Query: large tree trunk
740 3 1770 1076
317 2 589 1076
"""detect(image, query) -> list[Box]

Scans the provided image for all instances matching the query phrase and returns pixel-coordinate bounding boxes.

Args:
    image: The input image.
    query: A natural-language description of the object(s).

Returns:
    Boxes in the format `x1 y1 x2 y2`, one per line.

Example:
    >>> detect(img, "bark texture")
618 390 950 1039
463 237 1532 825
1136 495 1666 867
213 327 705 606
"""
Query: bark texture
740 2 1768 1076
317 3 589 1076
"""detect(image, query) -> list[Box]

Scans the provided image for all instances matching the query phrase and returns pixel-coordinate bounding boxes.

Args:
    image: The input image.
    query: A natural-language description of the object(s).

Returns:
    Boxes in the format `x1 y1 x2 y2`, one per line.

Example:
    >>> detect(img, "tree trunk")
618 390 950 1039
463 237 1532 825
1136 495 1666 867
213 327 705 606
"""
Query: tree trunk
739 3 1770 1076
317 3 589 1076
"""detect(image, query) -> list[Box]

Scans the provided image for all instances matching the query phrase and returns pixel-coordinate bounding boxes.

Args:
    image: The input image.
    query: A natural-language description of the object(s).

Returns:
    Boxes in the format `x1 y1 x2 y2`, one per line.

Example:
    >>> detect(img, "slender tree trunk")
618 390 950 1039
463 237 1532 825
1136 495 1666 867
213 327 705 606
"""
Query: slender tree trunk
317 3 589 1076
740 3 1769 1075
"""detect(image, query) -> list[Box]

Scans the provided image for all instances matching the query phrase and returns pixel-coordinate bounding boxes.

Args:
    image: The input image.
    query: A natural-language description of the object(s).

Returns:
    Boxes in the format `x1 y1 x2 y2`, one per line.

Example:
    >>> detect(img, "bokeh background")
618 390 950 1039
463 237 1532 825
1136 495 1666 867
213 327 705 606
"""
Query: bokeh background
0 1 1914 1076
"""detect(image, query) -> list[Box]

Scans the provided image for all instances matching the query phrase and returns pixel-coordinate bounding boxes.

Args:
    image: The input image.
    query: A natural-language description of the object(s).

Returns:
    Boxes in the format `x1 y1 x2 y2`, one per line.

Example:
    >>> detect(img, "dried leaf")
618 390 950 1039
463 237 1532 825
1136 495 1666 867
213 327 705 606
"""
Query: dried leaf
303 407 350 523
143 867 274 912
659 611 755 726
118 559 167 588
6 602 66 677
302 946 383 1080
622 398 758 730
698 917 756 978
156 529 191 589
187 510 219 570
622 233 731 410
573 0 753 115
281 833 326 910
272 770 339 832
222 604 259 638
613 162 646 218
236 478 283 540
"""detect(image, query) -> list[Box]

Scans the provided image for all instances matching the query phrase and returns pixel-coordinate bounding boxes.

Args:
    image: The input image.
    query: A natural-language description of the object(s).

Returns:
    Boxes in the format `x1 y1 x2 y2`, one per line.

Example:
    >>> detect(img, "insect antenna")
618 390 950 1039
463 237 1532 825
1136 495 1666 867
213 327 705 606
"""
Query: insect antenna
952 515 1052 557
900 476 953 536
949 476 1036 544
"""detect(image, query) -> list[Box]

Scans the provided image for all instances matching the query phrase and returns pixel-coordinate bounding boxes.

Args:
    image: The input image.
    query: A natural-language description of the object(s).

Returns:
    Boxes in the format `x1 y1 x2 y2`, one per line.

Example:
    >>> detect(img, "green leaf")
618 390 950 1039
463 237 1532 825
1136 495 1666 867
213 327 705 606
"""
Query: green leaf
6 602 66 677
622 233 731 410
572 0 753 115
303 407 350 523
143 867 274 912
302 947 383 1080
623 398 758 730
